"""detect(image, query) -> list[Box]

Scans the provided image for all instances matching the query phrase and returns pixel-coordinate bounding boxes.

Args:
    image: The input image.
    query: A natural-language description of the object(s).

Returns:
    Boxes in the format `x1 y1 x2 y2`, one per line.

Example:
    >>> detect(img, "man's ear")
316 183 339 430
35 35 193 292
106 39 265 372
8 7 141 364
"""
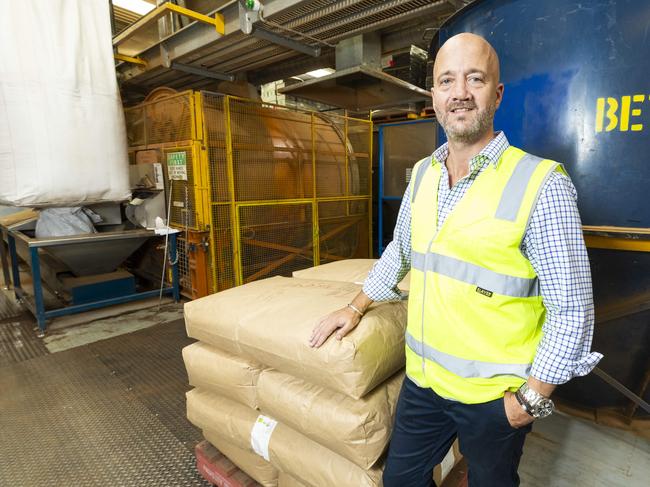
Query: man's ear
494 83 504 109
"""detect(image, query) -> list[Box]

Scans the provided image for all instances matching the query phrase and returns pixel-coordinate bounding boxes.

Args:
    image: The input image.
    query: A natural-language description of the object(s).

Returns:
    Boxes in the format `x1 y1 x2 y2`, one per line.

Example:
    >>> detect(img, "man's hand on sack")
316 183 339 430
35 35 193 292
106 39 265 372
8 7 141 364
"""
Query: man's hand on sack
309 307 362 348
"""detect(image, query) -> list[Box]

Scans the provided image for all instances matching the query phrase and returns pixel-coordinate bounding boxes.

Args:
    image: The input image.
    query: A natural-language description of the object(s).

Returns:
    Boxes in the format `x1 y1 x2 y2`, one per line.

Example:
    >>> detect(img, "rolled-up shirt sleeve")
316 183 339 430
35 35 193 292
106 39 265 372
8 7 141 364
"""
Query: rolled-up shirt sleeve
523 171 603 384
363 184 413 302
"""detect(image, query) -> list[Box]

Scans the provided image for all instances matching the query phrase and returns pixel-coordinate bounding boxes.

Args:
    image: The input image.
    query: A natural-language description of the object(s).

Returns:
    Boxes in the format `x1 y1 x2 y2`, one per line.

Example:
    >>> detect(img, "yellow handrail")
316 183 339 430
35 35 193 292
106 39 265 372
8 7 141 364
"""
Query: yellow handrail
113 1 225 47
113 53 147 66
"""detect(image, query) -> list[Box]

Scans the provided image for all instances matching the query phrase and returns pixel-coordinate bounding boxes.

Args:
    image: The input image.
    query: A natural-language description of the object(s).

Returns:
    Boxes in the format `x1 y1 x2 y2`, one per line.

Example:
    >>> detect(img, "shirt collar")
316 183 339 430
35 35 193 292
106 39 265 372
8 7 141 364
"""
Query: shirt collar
431 131 510 170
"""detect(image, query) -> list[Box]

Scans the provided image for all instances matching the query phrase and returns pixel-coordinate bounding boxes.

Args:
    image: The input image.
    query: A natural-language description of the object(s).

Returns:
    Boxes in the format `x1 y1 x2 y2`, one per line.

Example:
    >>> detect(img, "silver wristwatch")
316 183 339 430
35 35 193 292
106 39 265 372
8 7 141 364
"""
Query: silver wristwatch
515 383 555 419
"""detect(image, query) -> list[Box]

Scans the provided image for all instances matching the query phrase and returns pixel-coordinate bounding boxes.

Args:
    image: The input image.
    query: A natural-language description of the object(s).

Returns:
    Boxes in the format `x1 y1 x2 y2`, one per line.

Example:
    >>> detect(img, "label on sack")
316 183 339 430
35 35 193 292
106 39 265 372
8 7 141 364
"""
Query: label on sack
440 447 455 480
251 415 277 461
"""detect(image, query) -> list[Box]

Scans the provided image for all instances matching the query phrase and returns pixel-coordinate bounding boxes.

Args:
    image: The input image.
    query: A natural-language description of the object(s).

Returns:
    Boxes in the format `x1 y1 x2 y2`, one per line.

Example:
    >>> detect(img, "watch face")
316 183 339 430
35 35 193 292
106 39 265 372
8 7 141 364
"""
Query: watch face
535 399 554 418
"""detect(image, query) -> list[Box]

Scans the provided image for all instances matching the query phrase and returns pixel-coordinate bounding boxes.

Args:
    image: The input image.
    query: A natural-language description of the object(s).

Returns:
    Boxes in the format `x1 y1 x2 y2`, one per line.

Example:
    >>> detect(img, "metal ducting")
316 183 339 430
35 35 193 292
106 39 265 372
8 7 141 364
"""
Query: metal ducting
115 0 461 99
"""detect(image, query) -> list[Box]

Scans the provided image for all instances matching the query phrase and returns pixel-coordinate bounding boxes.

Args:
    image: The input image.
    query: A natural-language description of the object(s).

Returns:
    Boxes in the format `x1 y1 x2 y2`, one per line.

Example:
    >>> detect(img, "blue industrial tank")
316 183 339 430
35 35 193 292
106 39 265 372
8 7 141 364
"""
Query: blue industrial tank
434 0 650 415
435 0 650 228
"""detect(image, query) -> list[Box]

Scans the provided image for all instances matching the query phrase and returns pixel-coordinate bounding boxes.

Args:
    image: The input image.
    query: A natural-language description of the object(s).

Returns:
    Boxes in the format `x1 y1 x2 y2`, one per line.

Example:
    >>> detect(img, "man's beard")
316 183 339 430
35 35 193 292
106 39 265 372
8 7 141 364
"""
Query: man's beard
436 102 496 144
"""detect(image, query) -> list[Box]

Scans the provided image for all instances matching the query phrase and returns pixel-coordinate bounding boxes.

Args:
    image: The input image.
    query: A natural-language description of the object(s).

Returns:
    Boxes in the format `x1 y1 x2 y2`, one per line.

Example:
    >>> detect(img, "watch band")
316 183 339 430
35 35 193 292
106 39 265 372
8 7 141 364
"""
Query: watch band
515 388 534 416
516 383 555 419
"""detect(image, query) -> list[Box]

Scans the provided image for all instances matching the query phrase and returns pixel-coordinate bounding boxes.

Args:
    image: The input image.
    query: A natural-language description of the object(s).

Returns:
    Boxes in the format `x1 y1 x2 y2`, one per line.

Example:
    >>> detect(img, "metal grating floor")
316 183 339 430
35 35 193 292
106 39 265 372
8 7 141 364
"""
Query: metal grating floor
0 288 22 320
88 318 200 452
0 319 49 367
0 319 209 486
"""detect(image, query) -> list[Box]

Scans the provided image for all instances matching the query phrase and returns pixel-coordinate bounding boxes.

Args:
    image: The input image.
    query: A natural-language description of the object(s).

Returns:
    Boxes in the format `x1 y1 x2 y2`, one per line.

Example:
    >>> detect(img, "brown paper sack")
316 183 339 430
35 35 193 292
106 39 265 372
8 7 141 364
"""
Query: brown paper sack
293 259 410 291
182 342 262 408
274 438 461 487
257 369 404 469
433 440 462 485
187 389 383 487
278 471 308 487
185 277 407 399
203 430 279 487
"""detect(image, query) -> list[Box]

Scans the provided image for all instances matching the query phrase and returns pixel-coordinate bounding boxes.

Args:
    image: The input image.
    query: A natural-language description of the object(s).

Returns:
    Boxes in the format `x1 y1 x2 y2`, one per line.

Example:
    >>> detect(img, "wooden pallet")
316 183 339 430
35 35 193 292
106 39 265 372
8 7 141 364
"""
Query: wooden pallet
195 438 468 487
195 440 262 487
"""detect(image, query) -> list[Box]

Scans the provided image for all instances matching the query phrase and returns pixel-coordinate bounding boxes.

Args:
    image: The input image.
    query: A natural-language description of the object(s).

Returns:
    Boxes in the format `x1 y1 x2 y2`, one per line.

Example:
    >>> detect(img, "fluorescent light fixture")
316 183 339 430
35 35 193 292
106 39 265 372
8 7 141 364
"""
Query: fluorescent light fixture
113 0 155 16
306 68 335 78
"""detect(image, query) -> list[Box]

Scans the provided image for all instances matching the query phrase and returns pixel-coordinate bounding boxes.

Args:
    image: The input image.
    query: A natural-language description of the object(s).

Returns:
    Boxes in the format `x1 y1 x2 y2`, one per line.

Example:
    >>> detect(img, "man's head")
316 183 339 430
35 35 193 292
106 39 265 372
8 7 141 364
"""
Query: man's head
431 33 503 145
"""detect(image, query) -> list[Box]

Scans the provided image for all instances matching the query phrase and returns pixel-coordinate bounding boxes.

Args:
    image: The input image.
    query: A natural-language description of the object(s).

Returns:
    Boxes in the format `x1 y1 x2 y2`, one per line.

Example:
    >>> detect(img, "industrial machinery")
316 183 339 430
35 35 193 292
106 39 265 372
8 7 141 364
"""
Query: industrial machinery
377 118 437 255
436 0 650 420
2 214 179 336
125 90 372 298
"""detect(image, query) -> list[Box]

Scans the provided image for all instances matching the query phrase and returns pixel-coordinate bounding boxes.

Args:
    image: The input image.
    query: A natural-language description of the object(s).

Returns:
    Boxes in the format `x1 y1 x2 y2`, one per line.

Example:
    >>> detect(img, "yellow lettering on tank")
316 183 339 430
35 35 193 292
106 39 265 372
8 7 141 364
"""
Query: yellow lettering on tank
595 98 605 132
595 94 646 133
620 96 631 131
605 97 619 132
631 94 645 131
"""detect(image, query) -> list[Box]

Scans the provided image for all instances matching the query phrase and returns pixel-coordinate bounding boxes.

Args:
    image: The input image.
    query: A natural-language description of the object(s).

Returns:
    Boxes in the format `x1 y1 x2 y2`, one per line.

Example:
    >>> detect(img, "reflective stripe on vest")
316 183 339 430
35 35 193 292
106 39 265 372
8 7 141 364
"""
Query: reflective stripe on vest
411 156 432 203
411 250 540 298
495 153 544 220
412 153 551 223
405 332 531 379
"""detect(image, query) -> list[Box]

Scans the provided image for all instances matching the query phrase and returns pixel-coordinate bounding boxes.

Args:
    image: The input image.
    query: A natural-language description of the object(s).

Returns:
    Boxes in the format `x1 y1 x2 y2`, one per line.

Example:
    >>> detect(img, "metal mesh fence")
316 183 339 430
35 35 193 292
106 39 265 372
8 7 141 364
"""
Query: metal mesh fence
211 204 235 292
202 95 229 203
175 235 192 293
382 121 437 197
239 203 314 283
314 115 346 198
347 118 371 196
145 93 193 145
126 91 372 296
124 106 146 147
318 199 370 264
124 92 194 147
229 98 315 201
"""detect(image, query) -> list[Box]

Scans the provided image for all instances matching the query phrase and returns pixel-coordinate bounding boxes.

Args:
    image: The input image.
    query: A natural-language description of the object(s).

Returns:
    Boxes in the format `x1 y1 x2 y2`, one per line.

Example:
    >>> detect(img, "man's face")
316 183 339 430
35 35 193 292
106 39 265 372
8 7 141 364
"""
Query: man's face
431 34 504 144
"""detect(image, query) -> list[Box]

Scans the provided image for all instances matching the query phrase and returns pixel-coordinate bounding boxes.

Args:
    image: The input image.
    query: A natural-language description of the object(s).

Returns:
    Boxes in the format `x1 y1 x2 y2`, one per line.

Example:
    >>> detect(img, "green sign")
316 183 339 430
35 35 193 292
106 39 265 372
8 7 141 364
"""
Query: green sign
167 151 187 181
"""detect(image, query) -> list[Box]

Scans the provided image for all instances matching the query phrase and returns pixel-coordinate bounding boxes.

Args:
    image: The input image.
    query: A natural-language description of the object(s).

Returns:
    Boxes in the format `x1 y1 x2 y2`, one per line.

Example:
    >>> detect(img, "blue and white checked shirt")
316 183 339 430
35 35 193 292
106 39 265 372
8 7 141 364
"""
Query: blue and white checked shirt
364 132 602 385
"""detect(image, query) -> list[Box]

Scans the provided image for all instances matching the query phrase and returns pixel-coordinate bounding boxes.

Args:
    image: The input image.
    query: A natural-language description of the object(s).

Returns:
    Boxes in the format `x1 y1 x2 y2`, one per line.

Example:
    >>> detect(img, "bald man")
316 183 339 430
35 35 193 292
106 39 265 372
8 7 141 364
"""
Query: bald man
310 33 600 486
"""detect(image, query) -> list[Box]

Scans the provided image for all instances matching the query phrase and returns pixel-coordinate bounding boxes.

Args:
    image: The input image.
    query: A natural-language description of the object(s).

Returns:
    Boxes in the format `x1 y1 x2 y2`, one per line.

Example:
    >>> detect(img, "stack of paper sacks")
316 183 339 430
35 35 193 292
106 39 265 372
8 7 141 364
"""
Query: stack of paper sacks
183 260 459 486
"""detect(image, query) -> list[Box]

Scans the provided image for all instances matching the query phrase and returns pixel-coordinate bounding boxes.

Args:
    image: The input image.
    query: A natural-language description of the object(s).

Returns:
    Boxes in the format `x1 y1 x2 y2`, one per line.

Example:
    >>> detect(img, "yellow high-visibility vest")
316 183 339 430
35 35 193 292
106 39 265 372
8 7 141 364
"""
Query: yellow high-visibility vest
406 146 566 404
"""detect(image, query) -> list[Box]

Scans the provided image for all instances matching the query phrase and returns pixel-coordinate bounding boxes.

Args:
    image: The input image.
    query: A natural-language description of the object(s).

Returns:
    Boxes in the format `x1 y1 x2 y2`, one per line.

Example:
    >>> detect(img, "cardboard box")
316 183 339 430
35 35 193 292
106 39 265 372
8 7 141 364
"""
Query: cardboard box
135 149 160 165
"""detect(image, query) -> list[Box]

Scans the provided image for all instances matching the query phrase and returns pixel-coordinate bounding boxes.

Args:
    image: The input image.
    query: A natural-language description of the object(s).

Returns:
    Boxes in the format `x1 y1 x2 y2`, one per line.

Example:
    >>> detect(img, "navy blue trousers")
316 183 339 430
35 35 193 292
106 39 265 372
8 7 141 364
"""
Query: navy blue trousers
383 377 531 487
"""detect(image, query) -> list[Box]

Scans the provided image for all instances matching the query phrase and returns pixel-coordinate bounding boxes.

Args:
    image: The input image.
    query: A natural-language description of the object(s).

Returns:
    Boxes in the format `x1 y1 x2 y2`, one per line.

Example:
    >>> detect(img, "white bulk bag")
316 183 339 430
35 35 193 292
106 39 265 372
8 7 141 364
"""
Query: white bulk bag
0 0 130 206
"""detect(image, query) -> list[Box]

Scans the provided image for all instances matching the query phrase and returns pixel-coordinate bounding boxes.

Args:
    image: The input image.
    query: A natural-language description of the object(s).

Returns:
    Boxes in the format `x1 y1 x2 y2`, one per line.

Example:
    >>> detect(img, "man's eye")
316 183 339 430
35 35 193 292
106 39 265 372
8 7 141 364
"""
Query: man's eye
468 76 484 83
440 78 452 85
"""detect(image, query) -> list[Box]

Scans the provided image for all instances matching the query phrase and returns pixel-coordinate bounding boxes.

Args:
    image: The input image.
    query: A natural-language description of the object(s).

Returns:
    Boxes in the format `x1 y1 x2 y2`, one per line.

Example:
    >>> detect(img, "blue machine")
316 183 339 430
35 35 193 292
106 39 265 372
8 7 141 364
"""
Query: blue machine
5 226 180 336
377 118 437 255
434 0 650 414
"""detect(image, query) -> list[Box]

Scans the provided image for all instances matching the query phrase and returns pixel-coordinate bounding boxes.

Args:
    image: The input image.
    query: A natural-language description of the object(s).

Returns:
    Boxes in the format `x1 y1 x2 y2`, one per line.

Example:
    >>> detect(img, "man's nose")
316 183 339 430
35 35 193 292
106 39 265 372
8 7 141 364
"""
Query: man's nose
451 80 470 100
